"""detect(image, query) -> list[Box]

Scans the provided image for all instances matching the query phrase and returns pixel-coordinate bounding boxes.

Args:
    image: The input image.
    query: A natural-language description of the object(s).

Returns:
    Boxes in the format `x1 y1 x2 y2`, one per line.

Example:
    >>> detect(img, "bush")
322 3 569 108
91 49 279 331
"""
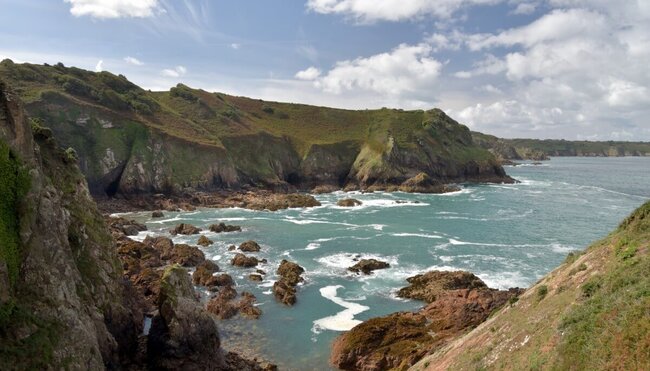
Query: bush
262 105 274 114
536 285 548 301
581 279 601 298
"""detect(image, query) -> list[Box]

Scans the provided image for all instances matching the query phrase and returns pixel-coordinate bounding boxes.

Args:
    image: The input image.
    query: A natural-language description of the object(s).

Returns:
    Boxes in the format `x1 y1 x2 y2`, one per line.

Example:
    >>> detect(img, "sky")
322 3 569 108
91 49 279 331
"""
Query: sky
0 0 649 140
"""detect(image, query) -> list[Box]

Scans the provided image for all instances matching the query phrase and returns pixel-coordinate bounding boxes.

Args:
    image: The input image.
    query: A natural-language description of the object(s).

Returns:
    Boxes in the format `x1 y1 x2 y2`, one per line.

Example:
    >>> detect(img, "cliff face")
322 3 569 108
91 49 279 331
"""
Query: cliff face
472 131 650 161
0 60 510 196
0 80 141 369
410 201 650 370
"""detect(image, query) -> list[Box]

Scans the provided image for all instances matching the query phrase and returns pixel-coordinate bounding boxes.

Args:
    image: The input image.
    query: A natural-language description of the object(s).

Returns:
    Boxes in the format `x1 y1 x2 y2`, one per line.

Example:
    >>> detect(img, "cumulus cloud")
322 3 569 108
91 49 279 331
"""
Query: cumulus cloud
161 65 187 78
230 43 241 50
295 67 321 80
65 0 160 19
124 56 143 65
308 43 442 96
95 59 103 72
306 0 504 22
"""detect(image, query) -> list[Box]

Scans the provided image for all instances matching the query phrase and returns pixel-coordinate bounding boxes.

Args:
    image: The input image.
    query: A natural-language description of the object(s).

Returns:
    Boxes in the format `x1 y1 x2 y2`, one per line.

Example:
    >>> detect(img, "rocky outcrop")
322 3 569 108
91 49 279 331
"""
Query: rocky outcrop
348 259 390 275
108 216 147 236
272 260 305 306
192 260 220 286
147 265 224 370
231 253 259 268
330 271 522 370
239 240 261 252
337 198 362 207
197 235 213 246
210 222 242 233
170 223 201 235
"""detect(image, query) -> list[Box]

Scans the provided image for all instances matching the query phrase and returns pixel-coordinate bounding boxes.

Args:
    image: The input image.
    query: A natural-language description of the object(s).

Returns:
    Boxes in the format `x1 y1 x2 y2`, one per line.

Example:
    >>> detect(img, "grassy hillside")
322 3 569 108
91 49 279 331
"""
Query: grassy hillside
0 60 507 195
411 200 650 370
473 131 650 161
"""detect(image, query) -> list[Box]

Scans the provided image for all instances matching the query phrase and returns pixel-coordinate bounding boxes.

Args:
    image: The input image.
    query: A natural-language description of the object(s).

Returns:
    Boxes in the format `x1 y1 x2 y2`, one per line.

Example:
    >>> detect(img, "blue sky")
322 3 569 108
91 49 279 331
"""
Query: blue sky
1 0 649 140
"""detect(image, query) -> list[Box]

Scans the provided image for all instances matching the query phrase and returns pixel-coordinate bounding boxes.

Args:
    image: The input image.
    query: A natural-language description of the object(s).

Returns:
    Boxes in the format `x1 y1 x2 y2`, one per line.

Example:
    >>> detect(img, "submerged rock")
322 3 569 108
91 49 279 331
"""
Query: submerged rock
209 222 242 233
337 198 362 207
248 274 263 282
170 223 201 235
330 270 523 370
348 259 390 275
239 240 261 252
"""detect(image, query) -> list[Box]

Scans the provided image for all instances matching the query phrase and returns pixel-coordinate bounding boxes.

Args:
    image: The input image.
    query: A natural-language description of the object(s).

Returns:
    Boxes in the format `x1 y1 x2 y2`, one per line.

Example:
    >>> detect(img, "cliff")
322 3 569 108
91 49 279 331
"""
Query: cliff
472 131 650 161
410 201 650 370
0 81 265 370
0 60 510 197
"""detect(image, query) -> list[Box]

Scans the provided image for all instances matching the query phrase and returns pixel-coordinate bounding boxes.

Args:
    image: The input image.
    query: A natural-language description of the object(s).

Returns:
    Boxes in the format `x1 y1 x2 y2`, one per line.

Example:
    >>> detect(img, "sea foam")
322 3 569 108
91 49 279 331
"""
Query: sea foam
312 285 370 333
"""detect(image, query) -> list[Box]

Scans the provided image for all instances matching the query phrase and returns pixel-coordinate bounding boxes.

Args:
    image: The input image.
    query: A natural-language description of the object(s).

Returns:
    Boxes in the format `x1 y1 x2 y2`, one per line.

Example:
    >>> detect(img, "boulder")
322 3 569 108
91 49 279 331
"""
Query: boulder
197 235 213 246
231 253 259 268
348 259 390 275
205 273 235 288
192 260 219 286
272 260 305 305
151 211 164 218
337 198 362 207
239 240 261 252
147 265 224 370
248 274 263 282
311 185 339 194
330 270 523 370
397 270 486 303
165 244 205 267
209 222 242 233
108 217 147 236
170 223 201 235
237 292 262 319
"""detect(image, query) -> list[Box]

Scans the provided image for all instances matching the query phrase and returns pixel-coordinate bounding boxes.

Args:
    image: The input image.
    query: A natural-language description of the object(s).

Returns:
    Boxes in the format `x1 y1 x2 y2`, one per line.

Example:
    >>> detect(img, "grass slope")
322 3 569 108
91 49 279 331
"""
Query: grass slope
411 201 650 370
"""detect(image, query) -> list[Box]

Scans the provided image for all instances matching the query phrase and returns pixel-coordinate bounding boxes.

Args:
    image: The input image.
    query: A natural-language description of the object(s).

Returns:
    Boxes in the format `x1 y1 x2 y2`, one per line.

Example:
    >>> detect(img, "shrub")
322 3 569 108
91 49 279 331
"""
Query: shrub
262 105 274 114
536 285 548 301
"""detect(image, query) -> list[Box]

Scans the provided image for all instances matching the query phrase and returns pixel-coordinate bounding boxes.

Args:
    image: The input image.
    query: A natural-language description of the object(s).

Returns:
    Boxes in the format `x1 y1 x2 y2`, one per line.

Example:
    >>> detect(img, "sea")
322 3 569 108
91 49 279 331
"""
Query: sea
124 157 650 370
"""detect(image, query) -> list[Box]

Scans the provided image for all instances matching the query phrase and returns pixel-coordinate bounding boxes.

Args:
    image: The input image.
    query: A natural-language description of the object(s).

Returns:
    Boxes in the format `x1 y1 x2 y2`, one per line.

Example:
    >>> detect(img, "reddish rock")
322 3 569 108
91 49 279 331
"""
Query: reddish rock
231 253 259 268
165 244 205 267
197 235 213 246
239 240 261 252
330 270 523 371
337 198 362 207
192 260 219 286
205 273 234 288
151 211 164 218
272 260 305 306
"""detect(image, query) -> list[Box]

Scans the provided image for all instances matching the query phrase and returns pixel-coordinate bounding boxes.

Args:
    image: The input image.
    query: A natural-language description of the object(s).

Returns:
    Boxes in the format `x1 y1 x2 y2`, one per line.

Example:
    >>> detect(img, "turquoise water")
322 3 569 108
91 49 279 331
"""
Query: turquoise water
125 157 650 370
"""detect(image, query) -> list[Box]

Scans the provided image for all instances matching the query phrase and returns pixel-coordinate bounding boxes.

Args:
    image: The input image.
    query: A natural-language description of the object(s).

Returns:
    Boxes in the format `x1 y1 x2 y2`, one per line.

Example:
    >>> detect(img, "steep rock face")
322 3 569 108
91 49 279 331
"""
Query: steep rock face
0 80 140 369
0 61 512 196
330 271 522 371
147 265 224 370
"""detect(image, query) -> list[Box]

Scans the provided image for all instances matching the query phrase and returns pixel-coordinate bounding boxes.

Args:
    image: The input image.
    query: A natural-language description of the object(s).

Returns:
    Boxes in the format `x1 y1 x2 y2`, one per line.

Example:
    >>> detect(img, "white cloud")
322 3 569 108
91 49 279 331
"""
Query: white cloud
295 67 321 81
95 59 103 72
124 56 144 66
306 0 504 22
230 43 241 50
65 0 160 19
511 2 537 15
161 65 187 78
454 54 505 78
313 43 442 95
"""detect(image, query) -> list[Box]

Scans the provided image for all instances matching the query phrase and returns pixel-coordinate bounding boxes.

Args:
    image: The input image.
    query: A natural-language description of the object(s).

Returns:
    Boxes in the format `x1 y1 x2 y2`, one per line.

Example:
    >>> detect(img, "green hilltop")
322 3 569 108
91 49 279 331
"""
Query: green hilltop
0 60 507 196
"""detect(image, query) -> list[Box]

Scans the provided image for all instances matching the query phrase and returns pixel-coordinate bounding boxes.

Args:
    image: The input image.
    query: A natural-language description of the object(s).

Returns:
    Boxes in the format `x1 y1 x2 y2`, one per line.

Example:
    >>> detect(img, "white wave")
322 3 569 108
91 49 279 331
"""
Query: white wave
439 256 454 262
147 215 183 224
312 285 370 333
551 243 578 253
283 218 357 227
316 252 399 270
437 188 473 196
391 232 442 239
476 271 530 290
305 243 321 250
